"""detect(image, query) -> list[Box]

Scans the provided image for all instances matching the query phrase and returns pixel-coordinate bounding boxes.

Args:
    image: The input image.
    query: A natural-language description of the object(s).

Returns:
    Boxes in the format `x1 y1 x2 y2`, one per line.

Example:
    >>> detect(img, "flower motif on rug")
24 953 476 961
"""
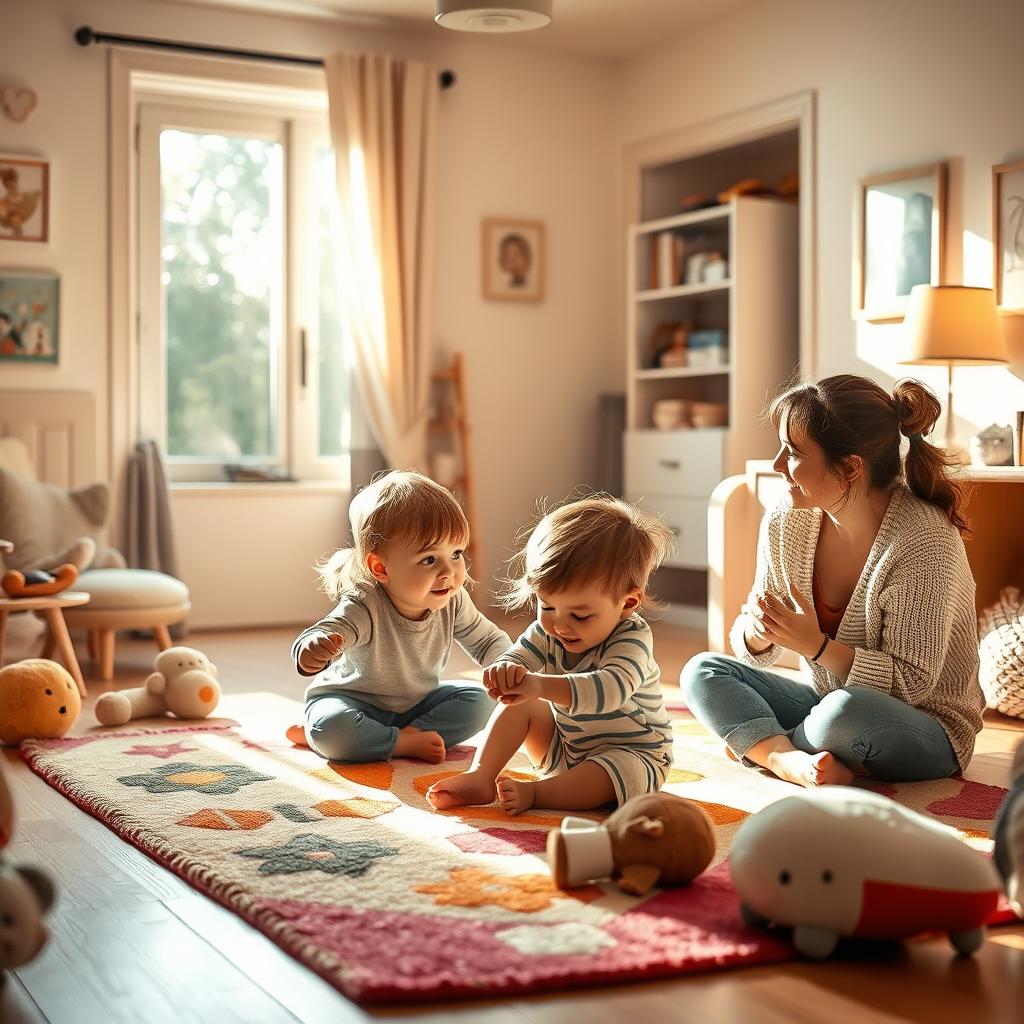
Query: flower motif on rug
117 761 273 795
236 833 399 877
123 741 198 760
416 866 571 913
496 922 617 956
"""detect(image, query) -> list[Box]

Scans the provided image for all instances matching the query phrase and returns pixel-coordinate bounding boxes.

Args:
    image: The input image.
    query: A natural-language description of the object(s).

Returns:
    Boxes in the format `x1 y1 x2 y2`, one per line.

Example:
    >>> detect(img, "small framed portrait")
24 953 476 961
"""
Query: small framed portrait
0 271 60 364
993 159 1024 310
482 217 545 302
0 155 49 243
856 162 946 322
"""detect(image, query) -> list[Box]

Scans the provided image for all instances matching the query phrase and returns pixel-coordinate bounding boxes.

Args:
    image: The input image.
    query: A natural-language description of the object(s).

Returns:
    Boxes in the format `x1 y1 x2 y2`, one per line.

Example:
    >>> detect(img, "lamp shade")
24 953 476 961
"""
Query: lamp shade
899 285 1007 366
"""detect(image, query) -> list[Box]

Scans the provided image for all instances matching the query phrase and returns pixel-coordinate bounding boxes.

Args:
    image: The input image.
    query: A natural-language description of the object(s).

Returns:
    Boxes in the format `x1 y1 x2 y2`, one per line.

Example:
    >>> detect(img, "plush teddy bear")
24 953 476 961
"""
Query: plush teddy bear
547 792 716 896
994 737 1024 917
94 646 220 726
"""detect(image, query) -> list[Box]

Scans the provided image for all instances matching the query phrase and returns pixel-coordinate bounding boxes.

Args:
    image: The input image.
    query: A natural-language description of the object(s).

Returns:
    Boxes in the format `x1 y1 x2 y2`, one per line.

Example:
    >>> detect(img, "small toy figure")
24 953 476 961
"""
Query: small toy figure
1 562 78 598
94 646 220 726
0 660 80 745
547 792 716 895
731 787 1001 958
994 737 1024 917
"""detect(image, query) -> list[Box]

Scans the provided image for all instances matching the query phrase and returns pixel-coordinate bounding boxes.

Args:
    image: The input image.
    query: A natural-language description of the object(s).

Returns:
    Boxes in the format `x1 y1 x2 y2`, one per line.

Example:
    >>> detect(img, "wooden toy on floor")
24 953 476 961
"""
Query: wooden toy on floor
94 646 220 725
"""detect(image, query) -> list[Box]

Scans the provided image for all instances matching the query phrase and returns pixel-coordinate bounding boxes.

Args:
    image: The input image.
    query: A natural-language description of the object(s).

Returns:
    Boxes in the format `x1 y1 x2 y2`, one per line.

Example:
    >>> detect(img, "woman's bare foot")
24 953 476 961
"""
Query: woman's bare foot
426 768 497 810
393 726 446 763
496 776 536 815
767 749 854 788
285 724 309 748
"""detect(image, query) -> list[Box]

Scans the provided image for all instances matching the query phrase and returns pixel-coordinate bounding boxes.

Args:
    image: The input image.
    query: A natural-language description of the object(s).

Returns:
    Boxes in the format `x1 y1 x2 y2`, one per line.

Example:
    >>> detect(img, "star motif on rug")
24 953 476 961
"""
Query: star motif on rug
236 833 399 876
123 741 198 760
416 866 569 913
117 761 273 795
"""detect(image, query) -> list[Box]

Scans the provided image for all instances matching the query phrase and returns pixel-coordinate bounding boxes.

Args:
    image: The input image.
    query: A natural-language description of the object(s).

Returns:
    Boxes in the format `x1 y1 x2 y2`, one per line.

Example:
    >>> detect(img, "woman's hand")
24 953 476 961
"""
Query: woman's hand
753 584 824 660
741 589 774 653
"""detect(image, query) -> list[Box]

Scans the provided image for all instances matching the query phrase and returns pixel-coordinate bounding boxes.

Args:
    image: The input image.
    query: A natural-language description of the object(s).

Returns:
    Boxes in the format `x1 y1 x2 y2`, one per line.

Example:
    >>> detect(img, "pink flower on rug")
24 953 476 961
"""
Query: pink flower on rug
926 779 1008 821
448 827 549 856
123 741 198 759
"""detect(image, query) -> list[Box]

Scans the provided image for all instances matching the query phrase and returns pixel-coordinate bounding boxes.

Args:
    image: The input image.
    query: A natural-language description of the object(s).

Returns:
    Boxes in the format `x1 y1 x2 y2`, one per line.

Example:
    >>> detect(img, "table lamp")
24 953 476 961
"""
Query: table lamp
898 285 1007 463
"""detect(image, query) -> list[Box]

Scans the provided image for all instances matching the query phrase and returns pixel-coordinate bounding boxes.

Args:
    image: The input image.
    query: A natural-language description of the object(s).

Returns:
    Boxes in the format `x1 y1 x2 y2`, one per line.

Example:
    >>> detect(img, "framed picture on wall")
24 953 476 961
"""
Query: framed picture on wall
0 155 49 243
0 271 59 364
993 159 1024 310
856 162 946 322
482 217 545 302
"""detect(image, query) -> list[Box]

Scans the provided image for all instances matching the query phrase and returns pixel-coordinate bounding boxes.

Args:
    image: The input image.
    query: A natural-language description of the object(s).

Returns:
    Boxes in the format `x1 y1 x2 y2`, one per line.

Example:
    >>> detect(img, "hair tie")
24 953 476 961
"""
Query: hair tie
907 432 924 442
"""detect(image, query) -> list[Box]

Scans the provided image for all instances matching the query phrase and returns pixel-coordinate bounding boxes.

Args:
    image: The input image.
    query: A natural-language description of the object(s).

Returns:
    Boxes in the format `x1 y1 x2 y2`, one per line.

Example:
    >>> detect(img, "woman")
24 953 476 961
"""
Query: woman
681 374 984 787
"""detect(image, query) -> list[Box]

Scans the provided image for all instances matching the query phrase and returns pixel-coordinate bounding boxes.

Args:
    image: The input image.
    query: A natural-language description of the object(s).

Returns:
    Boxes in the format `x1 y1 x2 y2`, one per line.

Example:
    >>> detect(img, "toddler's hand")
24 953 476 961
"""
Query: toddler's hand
484 662 527 702
297 630 345 674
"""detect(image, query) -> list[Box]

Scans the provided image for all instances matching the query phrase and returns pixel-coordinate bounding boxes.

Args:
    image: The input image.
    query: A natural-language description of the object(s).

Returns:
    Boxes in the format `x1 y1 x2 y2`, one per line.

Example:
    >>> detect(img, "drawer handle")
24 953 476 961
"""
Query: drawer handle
657 459 682 469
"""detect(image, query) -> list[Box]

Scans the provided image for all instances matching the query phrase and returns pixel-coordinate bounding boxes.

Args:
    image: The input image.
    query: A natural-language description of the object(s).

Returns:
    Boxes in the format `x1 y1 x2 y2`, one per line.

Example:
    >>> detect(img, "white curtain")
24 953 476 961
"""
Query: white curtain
324 52 438 471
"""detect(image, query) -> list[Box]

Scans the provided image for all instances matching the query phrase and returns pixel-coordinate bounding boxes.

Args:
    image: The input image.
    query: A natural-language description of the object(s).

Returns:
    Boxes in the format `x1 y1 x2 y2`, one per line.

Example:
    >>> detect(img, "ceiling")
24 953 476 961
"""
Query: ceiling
171 0 762 60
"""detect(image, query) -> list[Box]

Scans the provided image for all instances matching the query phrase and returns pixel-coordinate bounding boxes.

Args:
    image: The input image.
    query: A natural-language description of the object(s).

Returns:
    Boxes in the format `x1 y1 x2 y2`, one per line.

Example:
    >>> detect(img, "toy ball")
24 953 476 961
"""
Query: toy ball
549 792 716 895
0 660 81 745
730 787 1001 959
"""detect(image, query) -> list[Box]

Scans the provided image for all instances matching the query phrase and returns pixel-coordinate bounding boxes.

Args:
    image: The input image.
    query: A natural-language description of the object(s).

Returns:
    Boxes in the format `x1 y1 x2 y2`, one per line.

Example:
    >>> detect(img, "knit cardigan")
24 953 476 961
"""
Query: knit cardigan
729 485 984 769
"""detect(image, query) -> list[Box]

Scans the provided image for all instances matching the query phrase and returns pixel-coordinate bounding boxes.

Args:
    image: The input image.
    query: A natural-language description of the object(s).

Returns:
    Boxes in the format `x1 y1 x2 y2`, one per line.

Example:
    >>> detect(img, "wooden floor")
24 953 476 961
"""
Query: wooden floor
3 621 1023 1024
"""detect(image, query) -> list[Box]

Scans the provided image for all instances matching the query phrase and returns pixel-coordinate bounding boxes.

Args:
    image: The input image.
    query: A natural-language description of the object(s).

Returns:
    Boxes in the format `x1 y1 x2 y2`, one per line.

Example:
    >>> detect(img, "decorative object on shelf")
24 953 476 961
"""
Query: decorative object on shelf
857 162 946 321
776 171 799 199
482 217 544 302
686 329 728 367
970 423 1014 467
684 251 709 285
656 324 690 369
651 399 690 431
898 285 1008 464
0 155 48 243
689 400 728 428
717 178 767 203
701 252 728 283
0 271 59 363
1 87 38 123
978 586 1024 719
678 192 717 213
993 159 1024 310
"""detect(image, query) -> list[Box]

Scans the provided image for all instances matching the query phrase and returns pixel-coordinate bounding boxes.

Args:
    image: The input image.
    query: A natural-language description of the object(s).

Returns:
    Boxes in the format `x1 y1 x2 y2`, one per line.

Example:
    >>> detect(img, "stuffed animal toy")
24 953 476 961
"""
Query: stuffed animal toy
547 792 716 895
94 646 220 726
994 737 1024 917
0 660 81 745
1 562 79 598
730 787 1002 959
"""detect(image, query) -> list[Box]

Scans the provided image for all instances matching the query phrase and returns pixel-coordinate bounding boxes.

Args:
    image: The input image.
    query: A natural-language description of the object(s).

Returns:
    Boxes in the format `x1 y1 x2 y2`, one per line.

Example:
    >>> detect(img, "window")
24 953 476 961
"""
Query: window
137 97 349 482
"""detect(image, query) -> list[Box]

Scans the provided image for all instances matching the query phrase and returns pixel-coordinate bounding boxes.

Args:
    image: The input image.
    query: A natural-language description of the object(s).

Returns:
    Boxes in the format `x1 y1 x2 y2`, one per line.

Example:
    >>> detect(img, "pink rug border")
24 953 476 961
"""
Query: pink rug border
19 727 1016 1005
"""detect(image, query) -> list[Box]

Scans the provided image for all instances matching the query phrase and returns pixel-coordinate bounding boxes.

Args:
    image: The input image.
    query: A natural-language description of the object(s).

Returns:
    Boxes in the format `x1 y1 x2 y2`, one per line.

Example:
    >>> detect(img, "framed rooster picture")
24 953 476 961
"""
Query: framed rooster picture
0 155 49 243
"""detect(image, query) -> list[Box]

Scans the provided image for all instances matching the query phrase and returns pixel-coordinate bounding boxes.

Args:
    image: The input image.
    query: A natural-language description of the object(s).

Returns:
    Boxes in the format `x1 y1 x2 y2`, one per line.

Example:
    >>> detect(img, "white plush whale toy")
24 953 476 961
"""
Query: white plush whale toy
730 787 1001 959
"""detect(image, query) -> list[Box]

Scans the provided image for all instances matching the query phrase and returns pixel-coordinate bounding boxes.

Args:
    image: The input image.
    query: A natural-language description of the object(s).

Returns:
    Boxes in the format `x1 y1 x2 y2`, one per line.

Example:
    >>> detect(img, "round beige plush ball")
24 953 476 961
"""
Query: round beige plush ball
0 660 81 745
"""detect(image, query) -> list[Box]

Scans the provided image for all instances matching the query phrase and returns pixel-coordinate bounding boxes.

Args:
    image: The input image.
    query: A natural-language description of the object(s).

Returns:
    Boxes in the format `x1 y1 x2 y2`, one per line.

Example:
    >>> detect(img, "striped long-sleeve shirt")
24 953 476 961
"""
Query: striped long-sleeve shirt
502 614 674 771
293 585 512 713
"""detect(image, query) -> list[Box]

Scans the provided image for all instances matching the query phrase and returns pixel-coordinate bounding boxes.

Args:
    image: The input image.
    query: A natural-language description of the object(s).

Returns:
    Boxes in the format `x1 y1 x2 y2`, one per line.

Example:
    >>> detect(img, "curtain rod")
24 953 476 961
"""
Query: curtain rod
73 26 457 89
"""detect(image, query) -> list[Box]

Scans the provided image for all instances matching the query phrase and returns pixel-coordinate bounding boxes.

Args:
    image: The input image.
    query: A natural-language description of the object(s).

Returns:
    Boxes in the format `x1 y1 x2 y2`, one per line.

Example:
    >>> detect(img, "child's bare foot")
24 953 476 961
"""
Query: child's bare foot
496 776 536 816
426 769 497 809
393 726 446 763
767 749 853 788
285 724 309 748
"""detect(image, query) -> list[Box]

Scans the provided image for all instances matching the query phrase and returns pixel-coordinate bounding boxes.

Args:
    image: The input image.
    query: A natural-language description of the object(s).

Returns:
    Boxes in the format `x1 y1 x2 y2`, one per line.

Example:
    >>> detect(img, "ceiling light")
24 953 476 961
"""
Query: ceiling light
434 0 553 33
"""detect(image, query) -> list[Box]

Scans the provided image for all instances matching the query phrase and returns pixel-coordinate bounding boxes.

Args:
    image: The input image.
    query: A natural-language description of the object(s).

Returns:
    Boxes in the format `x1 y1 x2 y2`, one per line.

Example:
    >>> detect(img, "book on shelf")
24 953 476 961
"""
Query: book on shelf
649 232 684 290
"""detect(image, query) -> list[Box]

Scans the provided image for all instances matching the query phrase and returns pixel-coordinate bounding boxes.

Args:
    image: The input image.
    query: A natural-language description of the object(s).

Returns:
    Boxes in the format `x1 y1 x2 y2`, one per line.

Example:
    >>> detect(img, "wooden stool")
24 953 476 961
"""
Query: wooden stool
0 591 90 696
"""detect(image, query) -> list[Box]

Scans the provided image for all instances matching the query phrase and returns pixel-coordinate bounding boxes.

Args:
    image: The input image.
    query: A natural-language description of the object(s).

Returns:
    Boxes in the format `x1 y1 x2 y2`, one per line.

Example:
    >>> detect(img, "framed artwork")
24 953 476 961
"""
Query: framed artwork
856 162 946 322
0 155 49 243
0 271 59 364
993 159 1024 310
482 217 545 302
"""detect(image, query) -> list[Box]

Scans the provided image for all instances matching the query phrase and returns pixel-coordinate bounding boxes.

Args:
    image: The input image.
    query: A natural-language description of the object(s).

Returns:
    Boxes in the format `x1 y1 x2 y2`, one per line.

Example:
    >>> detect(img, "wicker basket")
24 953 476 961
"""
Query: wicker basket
978 586 1024 718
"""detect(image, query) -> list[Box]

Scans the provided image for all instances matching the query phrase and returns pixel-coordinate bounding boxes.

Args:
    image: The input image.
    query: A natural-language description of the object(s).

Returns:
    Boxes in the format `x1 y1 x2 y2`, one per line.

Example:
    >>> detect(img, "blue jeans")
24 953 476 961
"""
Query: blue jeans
304 684 495 763
679 652 958 782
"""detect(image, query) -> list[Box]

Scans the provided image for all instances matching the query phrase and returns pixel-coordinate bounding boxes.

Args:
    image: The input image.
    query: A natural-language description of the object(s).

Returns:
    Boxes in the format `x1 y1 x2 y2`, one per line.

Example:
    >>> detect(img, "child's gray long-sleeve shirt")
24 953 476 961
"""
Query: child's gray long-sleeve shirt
292 585 513 713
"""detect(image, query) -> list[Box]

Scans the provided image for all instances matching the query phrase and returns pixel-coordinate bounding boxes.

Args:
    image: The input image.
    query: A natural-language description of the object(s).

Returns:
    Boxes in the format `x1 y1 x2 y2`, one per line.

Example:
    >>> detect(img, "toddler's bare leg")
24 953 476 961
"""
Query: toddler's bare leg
497 760 614 815
426 701 555 809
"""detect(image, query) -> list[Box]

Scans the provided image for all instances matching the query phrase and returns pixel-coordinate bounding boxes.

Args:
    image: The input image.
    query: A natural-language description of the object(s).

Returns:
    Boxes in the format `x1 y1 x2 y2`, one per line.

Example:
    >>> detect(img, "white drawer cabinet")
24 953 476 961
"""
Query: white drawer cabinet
624 429 725 501
628 494 708 569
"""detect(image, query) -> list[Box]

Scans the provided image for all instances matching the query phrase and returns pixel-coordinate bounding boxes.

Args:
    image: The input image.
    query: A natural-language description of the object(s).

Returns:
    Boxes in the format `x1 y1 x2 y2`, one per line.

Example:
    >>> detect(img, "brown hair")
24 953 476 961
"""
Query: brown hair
500 494 674 611
317 470 470 601
768 373 967 531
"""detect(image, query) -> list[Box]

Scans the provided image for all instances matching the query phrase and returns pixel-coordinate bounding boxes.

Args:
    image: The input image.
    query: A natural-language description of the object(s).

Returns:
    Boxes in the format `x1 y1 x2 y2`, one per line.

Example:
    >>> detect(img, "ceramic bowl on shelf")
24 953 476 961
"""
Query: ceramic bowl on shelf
652 399 691 430
689 400 728 428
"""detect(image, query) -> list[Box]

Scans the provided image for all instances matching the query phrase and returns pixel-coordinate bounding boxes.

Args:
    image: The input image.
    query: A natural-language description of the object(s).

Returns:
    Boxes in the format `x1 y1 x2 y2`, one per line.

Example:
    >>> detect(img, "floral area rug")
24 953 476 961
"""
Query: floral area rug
21 714 1015 1005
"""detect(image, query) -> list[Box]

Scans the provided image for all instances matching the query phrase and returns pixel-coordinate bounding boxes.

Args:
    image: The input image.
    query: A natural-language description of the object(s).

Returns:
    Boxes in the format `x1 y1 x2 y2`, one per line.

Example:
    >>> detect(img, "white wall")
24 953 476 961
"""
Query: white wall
615 0 1024 437
1 0 618 626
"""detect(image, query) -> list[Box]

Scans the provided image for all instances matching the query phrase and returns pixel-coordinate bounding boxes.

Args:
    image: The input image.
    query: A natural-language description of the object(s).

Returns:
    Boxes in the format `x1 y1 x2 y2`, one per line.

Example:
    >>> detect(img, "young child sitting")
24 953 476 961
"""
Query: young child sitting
290 470 512 764
427 495 675 814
